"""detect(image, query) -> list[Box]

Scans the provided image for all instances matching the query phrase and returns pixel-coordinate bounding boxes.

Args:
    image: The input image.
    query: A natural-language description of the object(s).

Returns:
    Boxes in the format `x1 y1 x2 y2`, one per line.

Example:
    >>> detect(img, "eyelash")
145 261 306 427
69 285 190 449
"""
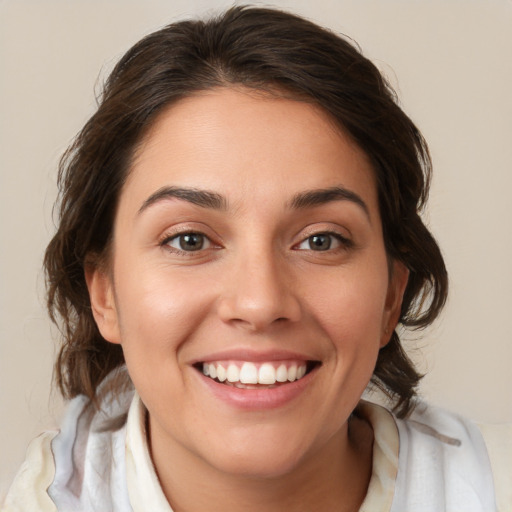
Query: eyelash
160 229 352 255
160 231 216 255
294 231 353 252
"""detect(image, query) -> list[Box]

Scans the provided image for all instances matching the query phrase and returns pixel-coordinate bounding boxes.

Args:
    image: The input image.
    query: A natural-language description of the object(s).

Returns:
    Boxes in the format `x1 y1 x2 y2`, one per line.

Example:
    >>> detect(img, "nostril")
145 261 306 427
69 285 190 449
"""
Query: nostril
216 271 302 329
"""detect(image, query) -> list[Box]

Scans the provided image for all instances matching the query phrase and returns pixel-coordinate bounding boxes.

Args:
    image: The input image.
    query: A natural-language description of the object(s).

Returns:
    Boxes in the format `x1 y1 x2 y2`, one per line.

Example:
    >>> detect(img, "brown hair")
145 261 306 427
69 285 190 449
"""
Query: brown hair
45 5 447 417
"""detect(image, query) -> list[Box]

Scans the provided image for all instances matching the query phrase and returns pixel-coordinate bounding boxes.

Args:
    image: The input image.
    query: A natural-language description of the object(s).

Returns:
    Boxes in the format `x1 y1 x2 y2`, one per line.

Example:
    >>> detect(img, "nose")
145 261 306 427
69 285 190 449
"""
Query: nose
217 248 302 332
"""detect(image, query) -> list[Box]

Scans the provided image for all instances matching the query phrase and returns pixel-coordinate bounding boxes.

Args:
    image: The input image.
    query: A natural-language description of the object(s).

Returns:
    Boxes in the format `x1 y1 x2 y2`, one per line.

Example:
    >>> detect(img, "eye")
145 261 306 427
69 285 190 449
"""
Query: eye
295 232 349 251
164 232 212 252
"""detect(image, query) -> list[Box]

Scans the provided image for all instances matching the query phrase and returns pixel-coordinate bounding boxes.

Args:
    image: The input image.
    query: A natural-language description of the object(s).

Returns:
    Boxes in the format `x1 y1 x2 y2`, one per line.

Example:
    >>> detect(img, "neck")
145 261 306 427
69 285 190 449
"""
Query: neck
149 413 373 512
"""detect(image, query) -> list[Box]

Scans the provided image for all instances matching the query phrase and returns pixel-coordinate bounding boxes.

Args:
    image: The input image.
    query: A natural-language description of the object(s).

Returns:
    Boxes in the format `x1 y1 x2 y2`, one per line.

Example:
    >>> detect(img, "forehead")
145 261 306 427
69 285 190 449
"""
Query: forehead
123 87 378 215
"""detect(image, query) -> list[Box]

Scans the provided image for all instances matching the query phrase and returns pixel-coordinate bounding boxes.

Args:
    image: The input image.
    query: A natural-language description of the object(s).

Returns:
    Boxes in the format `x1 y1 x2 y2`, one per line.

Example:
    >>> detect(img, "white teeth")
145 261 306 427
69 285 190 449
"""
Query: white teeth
258 363 276 385
226 364 240 383
239 362 258 384
276 364 288 382
202 361 309 385
216 364 227 382
288 364 297 382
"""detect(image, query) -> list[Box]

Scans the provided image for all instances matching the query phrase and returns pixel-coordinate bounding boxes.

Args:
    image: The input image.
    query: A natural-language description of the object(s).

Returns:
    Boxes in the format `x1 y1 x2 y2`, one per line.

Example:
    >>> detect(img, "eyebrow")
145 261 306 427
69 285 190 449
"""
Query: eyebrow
290 186 370 219
138 186 227 214
138 184 370 220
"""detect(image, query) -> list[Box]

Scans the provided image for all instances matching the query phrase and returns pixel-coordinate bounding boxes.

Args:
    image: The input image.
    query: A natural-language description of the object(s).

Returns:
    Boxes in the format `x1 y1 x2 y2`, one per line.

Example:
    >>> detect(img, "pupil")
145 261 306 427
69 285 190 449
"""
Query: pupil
180 233 203 251
309 234 331 251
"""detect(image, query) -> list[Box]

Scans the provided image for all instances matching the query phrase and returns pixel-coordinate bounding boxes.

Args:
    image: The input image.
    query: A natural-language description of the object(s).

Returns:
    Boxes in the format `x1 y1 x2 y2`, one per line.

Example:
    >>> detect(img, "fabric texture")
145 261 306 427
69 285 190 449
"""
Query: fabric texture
3 377 510 511
391 402 497 511
478 422 512 512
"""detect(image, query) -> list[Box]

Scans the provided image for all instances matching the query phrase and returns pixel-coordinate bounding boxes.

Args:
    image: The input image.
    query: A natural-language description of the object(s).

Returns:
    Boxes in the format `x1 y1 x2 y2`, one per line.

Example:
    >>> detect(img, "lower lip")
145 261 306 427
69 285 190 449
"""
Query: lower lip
195 368 317 410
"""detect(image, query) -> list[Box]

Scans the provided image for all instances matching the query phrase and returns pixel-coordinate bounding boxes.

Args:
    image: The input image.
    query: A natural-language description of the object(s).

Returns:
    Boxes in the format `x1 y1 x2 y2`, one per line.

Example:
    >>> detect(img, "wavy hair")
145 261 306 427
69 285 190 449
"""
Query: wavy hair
45 6 447 417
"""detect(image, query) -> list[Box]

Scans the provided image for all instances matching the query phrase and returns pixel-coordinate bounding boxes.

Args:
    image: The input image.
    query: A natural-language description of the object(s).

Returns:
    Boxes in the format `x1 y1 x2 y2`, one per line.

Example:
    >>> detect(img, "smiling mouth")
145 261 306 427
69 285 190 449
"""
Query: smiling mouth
195 360 319 388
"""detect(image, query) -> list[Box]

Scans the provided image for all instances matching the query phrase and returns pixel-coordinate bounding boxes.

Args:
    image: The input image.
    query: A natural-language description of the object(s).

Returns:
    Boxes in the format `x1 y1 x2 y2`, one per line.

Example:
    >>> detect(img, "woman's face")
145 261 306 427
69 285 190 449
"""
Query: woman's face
88 88 407 478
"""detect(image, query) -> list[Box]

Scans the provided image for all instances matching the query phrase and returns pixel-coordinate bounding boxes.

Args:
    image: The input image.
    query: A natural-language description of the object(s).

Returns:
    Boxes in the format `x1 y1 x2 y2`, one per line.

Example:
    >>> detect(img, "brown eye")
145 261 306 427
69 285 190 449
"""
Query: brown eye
295 232 351 252
166 232 209 251
308 234 332 251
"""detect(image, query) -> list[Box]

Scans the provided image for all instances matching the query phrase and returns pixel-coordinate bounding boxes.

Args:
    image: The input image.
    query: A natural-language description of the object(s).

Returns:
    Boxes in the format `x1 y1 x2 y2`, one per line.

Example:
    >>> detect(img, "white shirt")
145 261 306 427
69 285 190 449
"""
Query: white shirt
3 384 511 511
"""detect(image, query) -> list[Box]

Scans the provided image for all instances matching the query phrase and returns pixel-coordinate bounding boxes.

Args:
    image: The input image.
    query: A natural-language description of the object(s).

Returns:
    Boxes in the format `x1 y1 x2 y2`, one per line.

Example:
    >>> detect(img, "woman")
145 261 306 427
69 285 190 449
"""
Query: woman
4 6 510 511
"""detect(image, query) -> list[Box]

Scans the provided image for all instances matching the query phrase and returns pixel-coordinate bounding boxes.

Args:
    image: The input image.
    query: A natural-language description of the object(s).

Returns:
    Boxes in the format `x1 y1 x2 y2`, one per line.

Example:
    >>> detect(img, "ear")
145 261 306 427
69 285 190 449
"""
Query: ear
380 260 409 348
85 264 121 344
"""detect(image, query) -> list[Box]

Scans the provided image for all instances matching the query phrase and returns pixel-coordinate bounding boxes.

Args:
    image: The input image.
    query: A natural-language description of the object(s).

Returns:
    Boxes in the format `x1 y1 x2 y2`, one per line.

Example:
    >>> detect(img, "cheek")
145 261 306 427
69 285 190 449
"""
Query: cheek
113 268 218 414
113 262 217 356
303 265 389 342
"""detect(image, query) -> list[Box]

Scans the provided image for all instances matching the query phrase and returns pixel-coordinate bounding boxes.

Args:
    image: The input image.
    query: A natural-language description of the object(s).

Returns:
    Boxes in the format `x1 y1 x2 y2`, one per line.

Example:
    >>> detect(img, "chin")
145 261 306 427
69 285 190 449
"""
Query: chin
196 424 316 480
207 446 306 480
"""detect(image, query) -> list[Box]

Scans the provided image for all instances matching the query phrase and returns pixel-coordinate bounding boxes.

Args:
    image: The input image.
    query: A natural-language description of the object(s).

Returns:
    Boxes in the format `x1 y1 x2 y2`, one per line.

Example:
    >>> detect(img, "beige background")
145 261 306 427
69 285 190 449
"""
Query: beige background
1 0 511 499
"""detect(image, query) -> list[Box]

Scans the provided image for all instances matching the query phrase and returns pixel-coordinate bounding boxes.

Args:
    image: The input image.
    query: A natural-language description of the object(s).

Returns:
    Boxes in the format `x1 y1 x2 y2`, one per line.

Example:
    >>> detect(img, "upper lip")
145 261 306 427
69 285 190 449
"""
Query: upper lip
191 348 318 365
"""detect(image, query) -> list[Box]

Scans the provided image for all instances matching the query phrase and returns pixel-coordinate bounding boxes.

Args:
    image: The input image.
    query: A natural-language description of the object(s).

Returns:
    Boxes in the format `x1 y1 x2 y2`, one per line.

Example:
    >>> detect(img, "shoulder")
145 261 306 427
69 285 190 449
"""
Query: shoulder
48 388 134 511
392 402 510 512
477 422 512 512
2 431 59 512
3 372 135 512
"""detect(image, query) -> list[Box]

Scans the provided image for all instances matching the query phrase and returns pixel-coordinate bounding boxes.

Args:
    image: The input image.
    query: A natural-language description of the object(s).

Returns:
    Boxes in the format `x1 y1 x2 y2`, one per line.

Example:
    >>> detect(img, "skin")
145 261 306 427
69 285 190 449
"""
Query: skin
87 87 408 512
